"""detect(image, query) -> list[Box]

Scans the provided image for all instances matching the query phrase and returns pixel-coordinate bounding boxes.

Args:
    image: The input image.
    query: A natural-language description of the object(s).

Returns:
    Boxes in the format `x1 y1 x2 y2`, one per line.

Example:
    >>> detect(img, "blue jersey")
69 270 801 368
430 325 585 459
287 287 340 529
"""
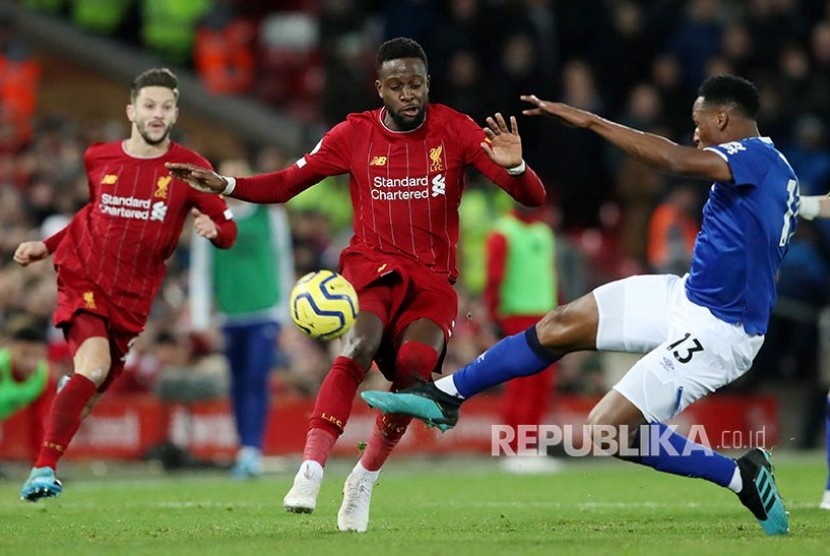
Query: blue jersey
685 137 799 335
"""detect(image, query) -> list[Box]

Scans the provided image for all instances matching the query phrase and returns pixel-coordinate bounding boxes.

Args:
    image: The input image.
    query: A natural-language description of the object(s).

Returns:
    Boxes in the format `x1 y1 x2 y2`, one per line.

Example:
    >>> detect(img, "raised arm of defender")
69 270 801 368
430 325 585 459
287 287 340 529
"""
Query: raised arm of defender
520 94 733 184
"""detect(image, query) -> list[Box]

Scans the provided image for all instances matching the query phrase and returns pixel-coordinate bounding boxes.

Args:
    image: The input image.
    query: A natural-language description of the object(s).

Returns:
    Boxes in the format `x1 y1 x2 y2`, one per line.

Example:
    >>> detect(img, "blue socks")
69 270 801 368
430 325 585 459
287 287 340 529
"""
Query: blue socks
632 423 737 487
452 327 559 398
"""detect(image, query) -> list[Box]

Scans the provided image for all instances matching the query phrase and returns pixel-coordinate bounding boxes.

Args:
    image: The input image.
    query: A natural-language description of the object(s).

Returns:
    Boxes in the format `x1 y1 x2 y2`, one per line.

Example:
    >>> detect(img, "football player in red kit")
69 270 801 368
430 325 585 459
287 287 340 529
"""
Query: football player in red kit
168 37 545 532
14 68 237 501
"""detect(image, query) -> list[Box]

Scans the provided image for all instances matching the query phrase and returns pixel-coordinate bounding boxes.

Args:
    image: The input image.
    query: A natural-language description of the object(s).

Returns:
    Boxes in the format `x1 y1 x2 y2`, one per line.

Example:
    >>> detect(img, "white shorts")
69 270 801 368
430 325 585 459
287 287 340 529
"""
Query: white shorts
593 274 764 423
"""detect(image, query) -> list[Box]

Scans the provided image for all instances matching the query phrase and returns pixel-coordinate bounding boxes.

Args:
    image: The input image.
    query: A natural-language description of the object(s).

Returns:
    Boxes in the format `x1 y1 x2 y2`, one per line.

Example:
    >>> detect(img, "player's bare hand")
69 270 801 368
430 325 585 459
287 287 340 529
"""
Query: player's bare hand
166 162 227 194
191 208 219 240
480 112 523 168
520 95 593 128
13 241 49 267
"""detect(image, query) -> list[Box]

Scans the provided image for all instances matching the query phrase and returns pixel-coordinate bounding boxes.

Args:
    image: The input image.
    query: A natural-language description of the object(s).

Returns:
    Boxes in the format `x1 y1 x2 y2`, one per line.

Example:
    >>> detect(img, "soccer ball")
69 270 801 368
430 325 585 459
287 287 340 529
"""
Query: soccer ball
289 270 359 340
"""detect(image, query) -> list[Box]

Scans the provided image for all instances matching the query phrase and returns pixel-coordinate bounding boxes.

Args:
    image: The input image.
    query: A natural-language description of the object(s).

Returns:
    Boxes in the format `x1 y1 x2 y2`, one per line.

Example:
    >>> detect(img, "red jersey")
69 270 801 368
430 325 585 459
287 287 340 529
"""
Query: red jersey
231 104 546 282
44 141 236 332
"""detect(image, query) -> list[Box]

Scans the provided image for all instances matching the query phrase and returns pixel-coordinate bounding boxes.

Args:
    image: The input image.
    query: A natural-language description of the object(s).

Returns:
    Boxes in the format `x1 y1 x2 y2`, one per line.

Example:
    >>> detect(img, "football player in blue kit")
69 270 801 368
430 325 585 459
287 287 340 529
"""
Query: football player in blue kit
363 75 795 535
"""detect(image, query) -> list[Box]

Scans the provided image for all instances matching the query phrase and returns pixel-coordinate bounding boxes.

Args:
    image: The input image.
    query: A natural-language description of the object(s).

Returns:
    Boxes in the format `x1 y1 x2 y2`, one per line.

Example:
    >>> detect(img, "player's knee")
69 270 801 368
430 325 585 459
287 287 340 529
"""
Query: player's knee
394 342 439 386
535 302 595 353
76 365 110 388
587 406 639 451
341 336 380 370
535 307 568 347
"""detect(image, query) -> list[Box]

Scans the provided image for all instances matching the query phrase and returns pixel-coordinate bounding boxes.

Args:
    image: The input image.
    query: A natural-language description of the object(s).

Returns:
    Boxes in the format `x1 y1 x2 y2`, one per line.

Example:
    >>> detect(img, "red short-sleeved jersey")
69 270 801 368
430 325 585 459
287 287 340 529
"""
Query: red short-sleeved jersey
231 104 546 283
46 141 235 332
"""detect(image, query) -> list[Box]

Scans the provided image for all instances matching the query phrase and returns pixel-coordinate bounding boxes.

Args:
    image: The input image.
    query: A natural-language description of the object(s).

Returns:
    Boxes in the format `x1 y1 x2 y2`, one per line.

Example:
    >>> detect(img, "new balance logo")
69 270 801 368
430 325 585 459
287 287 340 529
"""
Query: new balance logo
101 174 118 185
370 156 387 166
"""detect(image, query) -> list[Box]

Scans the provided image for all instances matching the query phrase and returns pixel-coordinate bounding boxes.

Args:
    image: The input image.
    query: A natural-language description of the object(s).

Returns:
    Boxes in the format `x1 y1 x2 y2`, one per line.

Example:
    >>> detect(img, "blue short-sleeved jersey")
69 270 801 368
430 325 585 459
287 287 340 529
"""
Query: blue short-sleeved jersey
685 137 799 334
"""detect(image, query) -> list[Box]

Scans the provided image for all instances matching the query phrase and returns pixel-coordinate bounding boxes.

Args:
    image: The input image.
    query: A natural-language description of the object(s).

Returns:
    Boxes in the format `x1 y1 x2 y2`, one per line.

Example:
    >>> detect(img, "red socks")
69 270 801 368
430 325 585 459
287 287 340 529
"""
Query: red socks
360 413 412 471
360 341 439 471
305 356 367 465
302 427 338 466
305 343 438 469
35 374 97 470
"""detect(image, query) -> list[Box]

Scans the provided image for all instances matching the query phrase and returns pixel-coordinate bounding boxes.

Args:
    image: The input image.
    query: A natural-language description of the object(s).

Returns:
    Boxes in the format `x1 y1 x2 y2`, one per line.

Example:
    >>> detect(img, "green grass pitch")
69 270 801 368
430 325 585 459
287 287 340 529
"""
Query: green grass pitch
1 454 828 555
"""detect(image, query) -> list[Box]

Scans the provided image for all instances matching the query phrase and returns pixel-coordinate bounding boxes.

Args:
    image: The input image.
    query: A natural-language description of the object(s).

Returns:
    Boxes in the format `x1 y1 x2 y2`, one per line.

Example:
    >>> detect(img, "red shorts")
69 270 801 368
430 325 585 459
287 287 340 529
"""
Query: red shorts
340 249 457 378
54 267 145 335
61 311 137 393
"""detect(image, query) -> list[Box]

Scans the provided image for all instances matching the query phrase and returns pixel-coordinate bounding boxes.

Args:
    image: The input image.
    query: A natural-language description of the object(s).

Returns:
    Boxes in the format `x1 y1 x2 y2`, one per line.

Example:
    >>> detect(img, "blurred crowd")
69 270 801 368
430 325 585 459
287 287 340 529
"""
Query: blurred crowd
3 0 830 444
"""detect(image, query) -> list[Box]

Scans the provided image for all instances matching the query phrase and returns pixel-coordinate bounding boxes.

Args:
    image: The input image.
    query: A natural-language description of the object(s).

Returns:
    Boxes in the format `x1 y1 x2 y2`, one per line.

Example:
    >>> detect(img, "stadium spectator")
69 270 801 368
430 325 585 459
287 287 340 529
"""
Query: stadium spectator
544 60 609 229
0 14 40 150
167 37 546 532
141 0 212 65
364 75 794 535
646 183 700 274
71 0 132 36
194 4 256 95
190 157 295 479
483 202 562 473
0 314 56 460
14 68 237 502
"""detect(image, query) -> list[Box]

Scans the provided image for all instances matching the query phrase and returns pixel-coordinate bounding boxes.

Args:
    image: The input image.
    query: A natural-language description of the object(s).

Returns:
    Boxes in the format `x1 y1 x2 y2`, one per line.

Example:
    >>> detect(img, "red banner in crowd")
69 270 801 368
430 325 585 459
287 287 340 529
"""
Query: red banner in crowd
0 393 779 462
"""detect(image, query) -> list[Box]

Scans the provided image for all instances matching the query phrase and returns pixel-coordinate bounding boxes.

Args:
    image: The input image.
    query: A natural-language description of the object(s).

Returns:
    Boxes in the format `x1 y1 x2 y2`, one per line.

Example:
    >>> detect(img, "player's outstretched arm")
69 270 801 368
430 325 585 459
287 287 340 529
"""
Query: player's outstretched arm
798 195 830 220
13 241 50 267
520 94 732 183
166 162 229 194
480 112 523 169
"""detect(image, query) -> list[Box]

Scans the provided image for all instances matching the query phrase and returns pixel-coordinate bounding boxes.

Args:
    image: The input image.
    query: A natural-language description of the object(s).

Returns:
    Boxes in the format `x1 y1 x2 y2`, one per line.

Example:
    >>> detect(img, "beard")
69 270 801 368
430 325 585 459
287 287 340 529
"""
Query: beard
138 122 172 146
389 105 426 131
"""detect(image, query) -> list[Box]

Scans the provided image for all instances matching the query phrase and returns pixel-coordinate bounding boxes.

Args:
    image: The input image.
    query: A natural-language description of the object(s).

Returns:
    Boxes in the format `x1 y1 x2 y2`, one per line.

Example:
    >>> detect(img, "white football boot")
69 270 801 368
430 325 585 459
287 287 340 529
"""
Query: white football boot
337 463 379 532
283 460 323 513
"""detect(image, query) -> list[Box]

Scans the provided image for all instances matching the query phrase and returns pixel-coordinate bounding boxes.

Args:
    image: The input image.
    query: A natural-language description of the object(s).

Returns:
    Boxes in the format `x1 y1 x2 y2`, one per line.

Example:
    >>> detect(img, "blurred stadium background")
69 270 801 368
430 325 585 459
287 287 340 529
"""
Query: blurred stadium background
1 0 830 471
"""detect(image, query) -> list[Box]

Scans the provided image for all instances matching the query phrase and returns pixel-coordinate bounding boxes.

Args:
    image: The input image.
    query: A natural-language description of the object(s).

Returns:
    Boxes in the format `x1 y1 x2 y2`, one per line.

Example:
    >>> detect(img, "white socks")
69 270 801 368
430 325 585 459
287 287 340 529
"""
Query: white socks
727 464 743 493
353 461 380 482
302 460 324 479
433 375 464 399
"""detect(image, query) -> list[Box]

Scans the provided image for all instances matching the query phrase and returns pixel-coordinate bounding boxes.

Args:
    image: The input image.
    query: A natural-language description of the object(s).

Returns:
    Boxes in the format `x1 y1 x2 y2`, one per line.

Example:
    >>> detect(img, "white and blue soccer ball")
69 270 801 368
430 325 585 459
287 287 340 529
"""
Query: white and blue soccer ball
289 270 359 340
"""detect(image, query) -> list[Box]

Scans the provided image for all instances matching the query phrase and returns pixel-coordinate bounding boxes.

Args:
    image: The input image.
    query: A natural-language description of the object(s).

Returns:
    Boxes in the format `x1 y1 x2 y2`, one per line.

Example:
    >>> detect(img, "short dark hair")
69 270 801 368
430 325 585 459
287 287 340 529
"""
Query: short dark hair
376 37 428 72
131 67 179 102
698 75 759 119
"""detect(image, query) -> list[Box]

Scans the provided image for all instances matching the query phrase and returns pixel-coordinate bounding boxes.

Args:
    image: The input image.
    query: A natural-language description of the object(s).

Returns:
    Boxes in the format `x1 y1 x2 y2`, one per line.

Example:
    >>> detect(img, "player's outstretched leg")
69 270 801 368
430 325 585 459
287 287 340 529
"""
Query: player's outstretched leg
283 460 324 513
735 448 789 535
338 462 379 532
20 467 62 502
362 382 461 431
